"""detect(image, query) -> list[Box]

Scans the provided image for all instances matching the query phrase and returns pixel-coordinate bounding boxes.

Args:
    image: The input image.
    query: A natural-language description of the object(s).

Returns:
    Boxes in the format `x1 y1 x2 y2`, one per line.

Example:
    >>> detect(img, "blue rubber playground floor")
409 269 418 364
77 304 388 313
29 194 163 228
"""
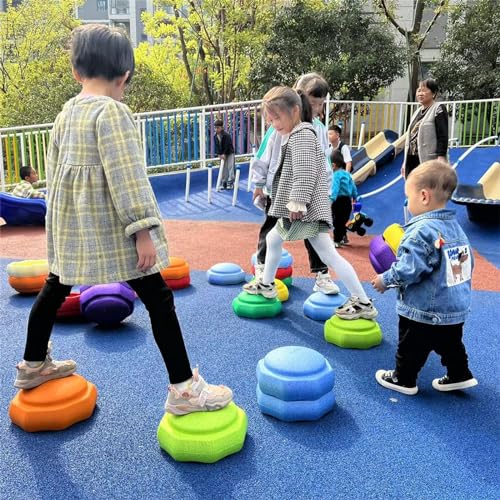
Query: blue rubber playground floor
0 146 498 499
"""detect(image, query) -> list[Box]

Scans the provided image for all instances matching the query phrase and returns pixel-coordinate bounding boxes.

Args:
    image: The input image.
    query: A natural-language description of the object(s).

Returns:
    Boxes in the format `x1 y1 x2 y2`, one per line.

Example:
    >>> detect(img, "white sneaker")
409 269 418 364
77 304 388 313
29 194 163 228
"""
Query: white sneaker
254 263 265 281
336 296 378 320
313 271 340 295
242 280 278 299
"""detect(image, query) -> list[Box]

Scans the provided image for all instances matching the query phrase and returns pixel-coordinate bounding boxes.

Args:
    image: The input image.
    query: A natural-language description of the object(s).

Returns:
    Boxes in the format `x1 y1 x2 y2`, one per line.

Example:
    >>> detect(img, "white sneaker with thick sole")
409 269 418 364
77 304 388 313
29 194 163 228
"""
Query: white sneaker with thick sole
313 271 340 295
242 280 277 299
336 296 378 320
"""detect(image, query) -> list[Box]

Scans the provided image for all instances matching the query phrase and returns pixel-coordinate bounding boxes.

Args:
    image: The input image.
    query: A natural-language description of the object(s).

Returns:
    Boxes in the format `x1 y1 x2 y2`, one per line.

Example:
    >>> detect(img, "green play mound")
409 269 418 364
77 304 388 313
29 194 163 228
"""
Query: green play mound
232 291 282 318
324 315 382 349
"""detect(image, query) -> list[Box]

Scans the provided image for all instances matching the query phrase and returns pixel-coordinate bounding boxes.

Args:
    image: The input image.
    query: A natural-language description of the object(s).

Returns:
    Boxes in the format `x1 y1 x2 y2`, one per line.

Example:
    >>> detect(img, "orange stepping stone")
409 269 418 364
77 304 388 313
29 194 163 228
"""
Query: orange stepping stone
160 257 190 289
6 259 48 294
9 374 98 432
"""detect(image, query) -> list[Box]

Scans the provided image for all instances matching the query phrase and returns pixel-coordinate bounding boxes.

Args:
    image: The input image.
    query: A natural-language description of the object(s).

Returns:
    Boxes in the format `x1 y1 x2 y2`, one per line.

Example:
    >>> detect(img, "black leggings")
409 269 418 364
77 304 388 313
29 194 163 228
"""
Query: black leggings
23 272 193 384
331 196 352 243
255 196 328 274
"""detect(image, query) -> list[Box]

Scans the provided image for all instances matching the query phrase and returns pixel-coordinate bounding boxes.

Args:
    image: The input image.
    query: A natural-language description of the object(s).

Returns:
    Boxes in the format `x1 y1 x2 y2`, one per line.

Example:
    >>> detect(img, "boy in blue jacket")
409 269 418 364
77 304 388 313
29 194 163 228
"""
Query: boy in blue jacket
330 150 357 248
372 161 478 395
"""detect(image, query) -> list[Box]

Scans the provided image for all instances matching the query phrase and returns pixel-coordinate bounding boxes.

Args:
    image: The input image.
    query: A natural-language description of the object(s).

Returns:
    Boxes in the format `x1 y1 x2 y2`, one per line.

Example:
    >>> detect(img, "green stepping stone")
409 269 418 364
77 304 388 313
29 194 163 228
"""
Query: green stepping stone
281 276 293 287
324 315 382 349
232 291 282 318
157 402 247 463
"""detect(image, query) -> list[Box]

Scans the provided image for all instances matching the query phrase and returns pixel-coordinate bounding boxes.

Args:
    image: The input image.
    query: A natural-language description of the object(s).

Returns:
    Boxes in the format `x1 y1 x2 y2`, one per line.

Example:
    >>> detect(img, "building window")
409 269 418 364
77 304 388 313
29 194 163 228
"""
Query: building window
110 0 129 15
97 0 108 12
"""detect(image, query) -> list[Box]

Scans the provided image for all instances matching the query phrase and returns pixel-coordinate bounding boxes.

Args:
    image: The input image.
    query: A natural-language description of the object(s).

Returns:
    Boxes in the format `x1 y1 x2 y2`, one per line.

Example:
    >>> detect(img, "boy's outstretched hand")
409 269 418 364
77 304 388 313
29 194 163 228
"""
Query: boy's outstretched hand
371 275 387 293
135 229 157 272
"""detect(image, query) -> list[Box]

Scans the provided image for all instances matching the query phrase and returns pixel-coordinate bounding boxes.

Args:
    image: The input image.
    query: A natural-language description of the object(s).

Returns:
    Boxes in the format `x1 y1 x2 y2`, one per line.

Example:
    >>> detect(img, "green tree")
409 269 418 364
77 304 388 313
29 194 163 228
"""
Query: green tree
125 41 191 112
249 0 405 100
0 0 81 127
375 0 449 101
143 0 274 104
431 0 500 100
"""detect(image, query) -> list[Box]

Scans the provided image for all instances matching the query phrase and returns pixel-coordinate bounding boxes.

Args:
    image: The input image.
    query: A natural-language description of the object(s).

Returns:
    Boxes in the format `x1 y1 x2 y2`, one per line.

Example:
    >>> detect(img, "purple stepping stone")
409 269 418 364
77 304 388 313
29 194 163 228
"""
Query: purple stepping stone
369 235 397 274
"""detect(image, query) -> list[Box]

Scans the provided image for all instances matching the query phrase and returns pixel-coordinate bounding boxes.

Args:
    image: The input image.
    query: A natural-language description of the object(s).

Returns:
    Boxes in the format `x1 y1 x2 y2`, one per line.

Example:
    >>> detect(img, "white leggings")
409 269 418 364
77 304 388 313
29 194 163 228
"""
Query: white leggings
263 227 368 301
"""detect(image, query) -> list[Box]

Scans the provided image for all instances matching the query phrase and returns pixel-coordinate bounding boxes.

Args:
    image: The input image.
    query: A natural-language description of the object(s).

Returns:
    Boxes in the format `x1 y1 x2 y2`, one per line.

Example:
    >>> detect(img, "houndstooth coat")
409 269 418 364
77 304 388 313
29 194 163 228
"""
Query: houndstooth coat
269 122 333 226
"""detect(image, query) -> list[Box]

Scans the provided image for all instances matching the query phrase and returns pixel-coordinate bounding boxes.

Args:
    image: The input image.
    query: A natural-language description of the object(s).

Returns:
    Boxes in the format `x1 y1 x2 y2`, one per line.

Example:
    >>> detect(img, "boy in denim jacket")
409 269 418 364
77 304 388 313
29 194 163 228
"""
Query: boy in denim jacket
372 161 478 395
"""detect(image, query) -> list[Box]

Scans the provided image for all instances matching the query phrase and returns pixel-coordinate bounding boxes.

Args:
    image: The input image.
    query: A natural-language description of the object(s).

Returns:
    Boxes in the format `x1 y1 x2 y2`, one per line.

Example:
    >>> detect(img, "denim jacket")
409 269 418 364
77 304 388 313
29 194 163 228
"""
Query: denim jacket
382 209 473 325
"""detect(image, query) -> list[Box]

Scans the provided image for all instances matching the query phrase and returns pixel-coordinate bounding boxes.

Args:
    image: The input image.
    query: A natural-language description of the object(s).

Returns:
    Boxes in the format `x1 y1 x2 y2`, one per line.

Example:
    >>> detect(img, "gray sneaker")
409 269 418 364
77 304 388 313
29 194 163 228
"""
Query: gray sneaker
165 368 233 415
313 271 340 294
14 342 77 390
336 296 378 320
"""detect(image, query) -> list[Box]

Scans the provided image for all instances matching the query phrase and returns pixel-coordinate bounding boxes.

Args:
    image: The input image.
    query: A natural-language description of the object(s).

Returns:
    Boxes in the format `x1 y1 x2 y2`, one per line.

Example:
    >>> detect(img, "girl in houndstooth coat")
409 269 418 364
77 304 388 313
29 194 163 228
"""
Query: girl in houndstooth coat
243 86 378 321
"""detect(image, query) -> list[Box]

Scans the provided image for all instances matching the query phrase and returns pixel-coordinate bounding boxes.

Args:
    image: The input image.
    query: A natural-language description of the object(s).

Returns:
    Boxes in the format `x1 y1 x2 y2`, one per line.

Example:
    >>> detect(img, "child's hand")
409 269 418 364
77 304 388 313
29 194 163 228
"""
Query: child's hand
371 275 387 293
135 229 156 272
253 187 264 201
289 211 304 221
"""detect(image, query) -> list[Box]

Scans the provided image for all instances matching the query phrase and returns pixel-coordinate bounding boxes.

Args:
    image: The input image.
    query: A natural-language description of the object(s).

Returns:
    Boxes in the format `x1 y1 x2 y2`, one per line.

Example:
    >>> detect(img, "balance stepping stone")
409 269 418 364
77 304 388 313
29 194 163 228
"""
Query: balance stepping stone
232 292 282 319
160 257 191 290
281 276 292 287
6 259 48 294
80 283 135 326
256 346 335 422
303 292 347 321
324 316 382 349
382 223 404 254
250 264 293 281
275 279 289 302
157 402 247 463
369 235 397 274
56 292 82 320
251 249 293 269
9 374 97 432
207 262 245 285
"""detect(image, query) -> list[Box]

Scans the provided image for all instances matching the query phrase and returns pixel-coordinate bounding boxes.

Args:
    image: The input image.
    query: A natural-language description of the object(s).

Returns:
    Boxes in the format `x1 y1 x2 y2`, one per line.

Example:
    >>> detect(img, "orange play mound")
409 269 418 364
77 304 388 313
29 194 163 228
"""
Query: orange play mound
8 275 47 294
160 256 190 280
9 374 98 432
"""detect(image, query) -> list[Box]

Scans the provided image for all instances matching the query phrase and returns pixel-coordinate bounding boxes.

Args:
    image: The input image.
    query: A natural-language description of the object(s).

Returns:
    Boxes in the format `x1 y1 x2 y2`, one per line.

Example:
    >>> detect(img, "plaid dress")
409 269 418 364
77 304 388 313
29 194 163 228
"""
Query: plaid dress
46 96 169 285
270 122 332 241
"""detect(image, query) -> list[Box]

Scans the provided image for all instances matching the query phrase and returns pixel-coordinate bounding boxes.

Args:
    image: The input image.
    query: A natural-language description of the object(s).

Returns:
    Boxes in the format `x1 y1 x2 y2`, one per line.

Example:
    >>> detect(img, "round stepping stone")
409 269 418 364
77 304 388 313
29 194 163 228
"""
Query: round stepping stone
56 292 82 319
281 276 293 287
324 316 382 349
382 223 404 254
80 283 135 326
369 235 397 274
157 402 247 463
9 374 97 432
161 257 190 280
165 275 191 290
232 292 282 319
7 259 49 294
256 346 335 421
303 292 347 321
251 249 293 268
207 262 245 285
275 279 289 302
250 264 293 281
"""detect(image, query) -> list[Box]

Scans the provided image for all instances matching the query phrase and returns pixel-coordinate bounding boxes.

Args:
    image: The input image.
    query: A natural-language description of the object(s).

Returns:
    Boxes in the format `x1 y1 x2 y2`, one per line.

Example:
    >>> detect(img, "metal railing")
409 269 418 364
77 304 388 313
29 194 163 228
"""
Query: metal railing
2 97 499 190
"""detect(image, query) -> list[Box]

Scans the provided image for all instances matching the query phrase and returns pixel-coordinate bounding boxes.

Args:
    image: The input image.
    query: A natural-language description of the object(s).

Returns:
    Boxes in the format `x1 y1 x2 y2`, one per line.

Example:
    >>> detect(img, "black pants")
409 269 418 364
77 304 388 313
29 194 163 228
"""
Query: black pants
405 154 420 178
331 196 352 243
23 272 193 384
255 196 327 274
394 315 473 386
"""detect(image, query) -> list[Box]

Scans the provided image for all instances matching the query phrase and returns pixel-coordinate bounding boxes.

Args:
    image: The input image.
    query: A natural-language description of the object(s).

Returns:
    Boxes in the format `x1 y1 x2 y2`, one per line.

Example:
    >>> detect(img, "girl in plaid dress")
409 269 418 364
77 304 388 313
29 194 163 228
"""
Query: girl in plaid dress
243 87 377 320
14 24 232 416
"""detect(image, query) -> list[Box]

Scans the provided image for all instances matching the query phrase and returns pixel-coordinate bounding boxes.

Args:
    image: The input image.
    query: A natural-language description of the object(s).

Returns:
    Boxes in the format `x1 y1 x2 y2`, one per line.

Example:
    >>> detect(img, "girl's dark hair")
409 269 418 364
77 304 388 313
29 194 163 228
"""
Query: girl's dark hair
262 86 312 124
294 72 329 98
71 24 135 84
419 78 439 96
330 150 346 169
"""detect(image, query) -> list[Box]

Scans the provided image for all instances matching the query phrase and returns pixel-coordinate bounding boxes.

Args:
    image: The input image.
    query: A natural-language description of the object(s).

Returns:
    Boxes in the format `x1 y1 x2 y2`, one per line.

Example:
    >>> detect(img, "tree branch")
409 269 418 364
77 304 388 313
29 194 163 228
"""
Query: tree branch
377 0 407 37
417 0 447 50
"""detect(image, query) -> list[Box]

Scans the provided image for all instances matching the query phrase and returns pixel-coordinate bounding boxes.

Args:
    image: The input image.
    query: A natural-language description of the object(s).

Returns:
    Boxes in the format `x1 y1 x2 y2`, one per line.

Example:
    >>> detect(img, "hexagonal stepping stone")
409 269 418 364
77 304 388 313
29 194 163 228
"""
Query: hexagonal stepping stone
281 276 293 287
303 292 347 321
80 283 135 326
251 249 293 268
56 292 82 320
382 223 404 254
9 374 97 432
232 292 282 319
369 235 397 274
157 402 247 463
161 256 190 280
7 259 49 294
324 316 382 349
256 346 335 421
207 263 245 285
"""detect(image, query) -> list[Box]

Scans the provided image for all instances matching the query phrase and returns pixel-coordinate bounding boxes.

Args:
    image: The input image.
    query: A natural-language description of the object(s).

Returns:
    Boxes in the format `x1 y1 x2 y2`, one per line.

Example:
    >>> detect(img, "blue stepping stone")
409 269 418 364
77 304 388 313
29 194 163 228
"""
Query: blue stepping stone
256 346 335 421
251 249 293 268
207 262 245 285
303 292 347 321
